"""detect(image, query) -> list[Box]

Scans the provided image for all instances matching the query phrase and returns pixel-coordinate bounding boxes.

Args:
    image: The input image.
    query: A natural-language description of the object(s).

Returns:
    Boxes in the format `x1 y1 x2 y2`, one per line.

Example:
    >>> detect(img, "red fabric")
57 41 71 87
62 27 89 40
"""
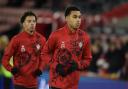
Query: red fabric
2 31 46 88
102 3 128 20
42 25 92 89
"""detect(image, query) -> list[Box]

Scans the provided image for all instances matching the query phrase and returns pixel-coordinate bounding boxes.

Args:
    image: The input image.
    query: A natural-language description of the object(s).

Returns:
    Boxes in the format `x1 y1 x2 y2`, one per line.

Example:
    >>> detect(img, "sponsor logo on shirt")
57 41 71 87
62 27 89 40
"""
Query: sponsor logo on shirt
21 45 25 52
36 44 41 50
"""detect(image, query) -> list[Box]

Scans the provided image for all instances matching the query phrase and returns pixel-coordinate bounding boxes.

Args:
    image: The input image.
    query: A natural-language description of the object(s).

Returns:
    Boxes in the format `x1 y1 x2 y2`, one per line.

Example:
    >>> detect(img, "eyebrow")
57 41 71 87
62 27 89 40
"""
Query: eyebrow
72 14 81 17
26 19 36 21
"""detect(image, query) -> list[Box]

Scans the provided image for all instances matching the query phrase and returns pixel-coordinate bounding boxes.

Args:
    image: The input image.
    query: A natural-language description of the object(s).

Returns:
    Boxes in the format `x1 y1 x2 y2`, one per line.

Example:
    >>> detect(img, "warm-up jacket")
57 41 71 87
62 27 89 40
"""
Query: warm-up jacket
42 25 92 89
2 31 46 88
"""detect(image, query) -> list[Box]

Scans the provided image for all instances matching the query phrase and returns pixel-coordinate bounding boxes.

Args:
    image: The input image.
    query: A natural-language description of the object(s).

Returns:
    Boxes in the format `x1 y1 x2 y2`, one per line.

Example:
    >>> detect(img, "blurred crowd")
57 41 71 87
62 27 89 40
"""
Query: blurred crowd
0 0 128 82
0 0 128 12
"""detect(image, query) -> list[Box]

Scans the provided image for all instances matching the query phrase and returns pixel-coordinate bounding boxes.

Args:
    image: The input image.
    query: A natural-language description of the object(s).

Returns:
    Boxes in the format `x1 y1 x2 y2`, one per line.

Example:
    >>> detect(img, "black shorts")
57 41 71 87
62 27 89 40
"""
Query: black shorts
49 86 61 89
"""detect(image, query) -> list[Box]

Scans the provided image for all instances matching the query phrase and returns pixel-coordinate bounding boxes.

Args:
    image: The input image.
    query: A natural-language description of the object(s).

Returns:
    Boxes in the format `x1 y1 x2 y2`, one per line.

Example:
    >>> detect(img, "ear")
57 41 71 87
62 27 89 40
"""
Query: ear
22 22 25 26
65 16 68 22
22 22 25 29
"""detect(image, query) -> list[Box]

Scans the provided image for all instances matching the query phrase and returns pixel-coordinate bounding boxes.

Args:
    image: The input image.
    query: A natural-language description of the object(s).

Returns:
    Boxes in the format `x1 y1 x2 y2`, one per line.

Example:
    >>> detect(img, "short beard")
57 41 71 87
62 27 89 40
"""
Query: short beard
29 30 34 35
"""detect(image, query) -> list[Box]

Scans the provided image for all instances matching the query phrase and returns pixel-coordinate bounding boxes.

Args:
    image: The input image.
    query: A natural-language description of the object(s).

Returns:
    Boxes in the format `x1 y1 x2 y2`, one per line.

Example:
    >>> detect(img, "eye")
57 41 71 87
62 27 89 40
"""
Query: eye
27 20 31 23
78 15 81 19
72 15 81 19
33 20 36 23
73 15 77 18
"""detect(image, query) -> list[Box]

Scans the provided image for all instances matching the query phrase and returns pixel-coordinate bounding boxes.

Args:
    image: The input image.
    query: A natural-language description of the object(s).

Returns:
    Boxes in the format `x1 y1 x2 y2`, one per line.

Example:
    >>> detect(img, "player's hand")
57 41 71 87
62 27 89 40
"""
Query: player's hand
67 60 78 74
34 69 42 76
55 64 67 77
11 67 19 75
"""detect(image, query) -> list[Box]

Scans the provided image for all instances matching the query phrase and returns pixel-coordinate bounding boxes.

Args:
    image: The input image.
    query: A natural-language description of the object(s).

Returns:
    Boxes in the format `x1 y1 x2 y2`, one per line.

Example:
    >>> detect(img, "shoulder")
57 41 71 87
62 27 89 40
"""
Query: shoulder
78 29 89 37
49 27 64 38
11 32 23 41
8 32 23 45
53 27 64 34
35 32 46 40
35 31 43 37
78 29 90 41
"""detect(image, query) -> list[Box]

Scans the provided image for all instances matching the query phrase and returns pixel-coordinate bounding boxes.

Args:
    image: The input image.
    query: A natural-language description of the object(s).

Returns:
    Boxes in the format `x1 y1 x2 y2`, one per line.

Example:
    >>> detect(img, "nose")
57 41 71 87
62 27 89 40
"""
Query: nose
77 20 81 24
77 18 81 23
31 23 34 27
31 20 36 24
31 21 34 24
31 22 35 26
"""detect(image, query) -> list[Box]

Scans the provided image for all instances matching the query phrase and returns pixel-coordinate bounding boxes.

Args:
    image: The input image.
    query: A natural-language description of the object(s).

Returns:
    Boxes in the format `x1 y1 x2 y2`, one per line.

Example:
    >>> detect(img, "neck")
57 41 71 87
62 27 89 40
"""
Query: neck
23 29 34 35
29 31 34 35
67 24 76 33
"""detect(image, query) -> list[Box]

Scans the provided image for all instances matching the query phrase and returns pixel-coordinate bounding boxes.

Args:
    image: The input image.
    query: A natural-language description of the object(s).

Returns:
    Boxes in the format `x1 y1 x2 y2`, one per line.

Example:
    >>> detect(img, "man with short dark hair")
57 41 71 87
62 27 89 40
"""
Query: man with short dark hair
2 11 46 89
42 6 92 89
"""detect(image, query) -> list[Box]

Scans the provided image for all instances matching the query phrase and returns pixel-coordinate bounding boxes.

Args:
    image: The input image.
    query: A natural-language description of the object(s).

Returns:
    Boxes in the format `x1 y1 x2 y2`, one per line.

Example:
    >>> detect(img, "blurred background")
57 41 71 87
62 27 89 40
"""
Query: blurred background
0 0 128 89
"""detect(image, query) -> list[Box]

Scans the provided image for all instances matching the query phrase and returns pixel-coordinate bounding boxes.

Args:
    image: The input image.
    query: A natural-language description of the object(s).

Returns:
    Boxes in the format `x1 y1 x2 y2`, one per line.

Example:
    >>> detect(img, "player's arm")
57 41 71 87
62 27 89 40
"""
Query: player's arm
77 34 92 71
2 37 18 72
38 36 46 71
41 32 57 70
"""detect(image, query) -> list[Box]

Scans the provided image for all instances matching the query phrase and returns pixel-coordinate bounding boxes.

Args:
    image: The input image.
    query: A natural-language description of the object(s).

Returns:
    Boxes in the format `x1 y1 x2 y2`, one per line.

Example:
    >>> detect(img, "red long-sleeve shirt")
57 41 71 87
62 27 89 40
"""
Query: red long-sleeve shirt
42 25 92 89
2 31 46 88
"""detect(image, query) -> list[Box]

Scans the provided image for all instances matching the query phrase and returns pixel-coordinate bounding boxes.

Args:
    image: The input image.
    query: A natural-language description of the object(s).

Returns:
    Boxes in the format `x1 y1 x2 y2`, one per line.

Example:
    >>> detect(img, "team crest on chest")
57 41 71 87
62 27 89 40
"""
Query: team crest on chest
79 42 83 48
61 41 65 48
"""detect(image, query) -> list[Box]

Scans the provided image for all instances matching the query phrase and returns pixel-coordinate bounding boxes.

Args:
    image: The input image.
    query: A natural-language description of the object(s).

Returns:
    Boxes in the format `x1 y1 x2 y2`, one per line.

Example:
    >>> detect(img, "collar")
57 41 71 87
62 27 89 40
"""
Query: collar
22 31 36 38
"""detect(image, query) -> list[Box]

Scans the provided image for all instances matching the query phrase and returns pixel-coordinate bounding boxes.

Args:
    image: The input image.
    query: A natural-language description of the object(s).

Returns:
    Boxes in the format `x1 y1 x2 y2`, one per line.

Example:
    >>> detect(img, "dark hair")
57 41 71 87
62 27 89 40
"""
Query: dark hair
65 6 80 17
20 11 37 24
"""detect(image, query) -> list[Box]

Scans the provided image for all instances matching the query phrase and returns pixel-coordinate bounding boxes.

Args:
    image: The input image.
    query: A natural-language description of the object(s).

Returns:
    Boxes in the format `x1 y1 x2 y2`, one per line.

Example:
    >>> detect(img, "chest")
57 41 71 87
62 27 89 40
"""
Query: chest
17 37 42 54
56 33 85 57
58 33 84 48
